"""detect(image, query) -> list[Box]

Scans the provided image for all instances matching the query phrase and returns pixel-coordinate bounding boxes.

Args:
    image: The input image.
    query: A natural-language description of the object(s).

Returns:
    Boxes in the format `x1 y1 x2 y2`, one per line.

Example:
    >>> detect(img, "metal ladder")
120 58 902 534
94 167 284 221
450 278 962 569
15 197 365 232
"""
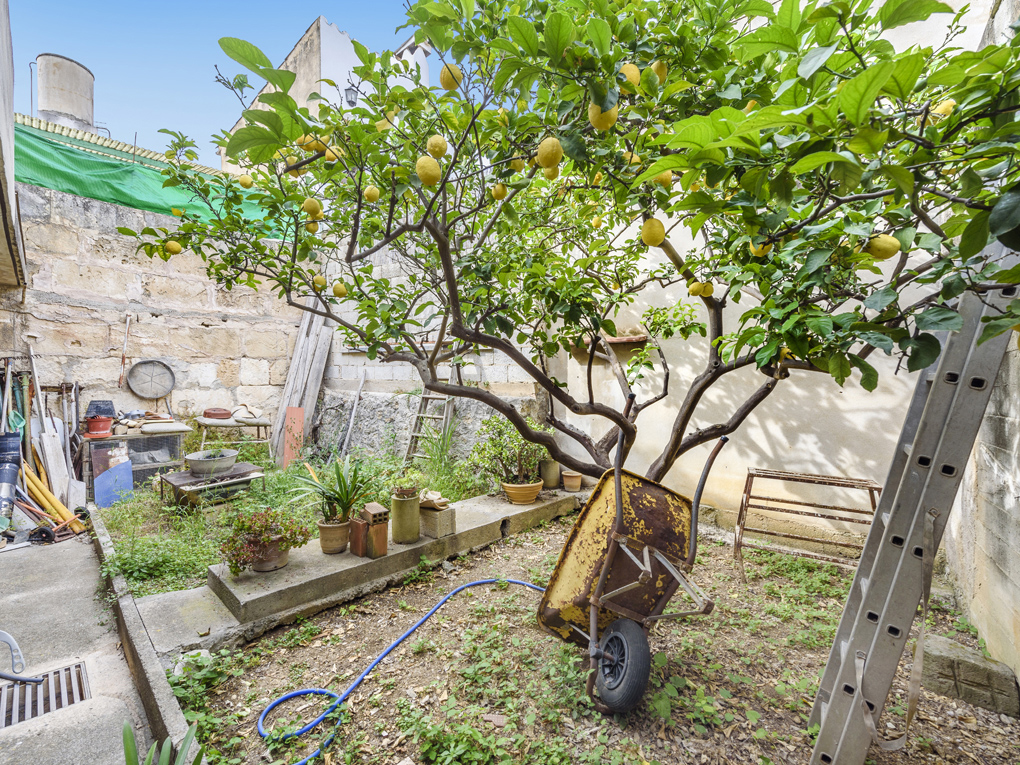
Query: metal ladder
810 247 1018 764
404 387 454 463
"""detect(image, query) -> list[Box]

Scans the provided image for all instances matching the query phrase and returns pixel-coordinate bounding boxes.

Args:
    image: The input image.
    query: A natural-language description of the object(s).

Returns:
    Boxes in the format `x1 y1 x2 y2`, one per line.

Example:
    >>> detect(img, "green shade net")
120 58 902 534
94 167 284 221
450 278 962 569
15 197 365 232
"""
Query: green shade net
14 123 257 223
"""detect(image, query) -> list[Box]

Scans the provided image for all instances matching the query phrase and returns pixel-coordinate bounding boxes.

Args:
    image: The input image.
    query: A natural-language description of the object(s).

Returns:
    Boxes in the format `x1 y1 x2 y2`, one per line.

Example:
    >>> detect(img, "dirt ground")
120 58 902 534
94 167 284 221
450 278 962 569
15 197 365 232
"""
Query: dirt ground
176 514 1020 765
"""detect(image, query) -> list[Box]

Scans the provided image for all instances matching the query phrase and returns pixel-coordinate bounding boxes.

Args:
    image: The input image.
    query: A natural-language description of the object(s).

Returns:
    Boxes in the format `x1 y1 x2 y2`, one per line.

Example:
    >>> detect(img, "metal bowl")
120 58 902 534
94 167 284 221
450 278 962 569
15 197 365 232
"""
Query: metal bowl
185 449 240 479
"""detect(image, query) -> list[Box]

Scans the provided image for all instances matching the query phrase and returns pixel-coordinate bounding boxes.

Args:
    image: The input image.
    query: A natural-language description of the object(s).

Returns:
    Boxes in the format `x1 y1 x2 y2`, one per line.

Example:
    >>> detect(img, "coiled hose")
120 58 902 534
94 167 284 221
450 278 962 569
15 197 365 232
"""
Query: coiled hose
256 578 545 765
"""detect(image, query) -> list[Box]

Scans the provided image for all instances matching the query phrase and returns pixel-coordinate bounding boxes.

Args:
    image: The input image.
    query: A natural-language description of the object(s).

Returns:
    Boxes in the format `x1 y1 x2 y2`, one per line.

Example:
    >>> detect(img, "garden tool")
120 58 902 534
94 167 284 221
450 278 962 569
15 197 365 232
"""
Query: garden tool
0 630 43 684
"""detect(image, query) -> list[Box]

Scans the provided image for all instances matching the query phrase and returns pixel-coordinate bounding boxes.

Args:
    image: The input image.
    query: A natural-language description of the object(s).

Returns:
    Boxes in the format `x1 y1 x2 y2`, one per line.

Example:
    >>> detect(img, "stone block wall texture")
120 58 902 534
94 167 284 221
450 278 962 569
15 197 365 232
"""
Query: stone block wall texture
945 339 1020 678
0 183 303 417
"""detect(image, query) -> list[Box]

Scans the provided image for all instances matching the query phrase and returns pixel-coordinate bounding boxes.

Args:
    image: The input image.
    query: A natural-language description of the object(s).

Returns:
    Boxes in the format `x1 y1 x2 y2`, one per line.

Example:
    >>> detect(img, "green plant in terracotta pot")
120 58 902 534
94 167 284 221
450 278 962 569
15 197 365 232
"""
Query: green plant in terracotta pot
468 415 551 505
292 458 373 554
220 506 312 575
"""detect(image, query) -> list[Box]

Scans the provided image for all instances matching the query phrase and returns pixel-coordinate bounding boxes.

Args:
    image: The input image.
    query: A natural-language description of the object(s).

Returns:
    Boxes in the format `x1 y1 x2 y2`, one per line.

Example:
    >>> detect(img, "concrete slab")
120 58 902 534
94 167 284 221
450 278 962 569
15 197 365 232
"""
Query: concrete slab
923 634 1020 717
0 538 152 761
0 695 133 765
136 586 240 658
208 491 578 624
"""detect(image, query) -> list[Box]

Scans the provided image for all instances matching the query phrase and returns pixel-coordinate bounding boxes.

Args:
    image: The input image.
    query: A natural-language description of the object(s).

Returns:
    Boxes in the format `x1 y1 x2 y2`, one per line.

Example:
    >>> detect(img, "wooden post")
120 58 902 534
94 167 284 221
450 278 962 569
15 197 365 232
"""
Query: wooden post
282 407 304 468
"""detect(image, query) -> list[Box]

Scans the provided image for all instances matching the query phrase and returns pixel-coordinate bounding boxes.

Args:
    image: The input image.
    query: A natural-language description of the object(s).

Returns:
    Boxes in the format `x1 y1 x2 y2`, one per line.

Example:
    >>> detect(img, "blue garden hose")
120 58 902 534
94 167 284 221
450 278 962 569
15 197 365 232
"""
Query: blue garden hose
257 578 546 765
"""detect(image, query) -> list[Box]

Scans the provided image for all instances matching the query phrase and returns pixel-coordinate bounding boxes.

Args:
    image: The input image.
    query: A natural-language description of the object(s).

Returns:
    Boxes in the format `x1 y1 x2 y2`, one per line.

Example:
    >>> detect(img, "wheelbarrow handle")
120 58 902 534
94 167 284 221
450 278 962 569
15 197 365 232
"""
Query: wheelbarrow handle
684 436 729 571
613 394 636 529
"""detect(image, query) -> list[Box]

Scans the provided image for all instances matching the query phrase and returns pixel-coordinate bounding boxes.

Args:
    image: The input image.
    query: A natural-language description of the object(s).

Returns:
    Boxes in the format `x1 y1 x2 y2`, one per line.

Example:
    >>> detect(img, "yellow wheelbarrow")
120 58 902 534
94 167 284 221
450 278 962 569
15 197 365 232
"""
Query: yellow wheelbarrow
538 395 728 713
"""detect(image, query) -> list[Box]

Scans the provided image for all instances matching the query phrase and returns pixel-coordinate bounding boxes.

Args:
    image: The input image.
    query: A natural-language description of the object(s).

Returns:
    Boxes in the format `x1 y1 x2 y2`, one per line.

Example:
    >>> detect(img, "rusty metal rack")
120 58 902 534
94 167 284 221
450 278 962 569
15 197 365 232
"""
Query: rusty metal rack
733 469 882 576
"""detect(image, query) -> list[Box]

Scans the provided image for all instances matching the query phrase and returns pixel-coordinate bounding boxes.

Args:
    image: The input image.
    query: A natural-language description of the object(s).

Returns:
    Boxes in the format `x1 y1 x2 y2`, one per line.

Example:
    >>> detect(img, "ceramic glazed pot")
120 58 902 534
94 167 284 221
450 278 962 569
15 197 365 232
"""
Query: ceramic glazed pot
317 520 351 554
561 470 582 492
501 480 544 505
251 536 290 572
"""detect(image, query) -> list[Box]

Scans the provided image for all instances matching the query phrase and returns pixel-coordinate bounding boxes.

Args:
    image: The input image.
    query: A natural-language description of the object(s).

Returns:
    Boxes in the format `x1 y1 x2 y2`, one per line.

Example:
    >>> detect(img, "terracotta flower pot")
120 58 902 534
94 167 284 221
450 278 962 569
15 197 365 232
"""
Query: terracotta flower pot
251 536 290 572
501 480 544 505
317 520 351 554
562 470 582 492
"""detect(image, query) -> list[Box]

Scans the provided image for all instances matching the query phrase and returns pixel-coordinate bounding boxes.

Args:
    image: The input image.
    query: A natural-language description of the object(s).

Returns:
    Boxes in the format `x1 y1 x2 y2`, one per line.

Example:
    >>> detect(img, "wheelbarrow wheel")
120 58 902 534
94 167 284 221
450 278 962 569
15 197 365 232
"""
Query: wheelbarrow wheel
595 618 650 713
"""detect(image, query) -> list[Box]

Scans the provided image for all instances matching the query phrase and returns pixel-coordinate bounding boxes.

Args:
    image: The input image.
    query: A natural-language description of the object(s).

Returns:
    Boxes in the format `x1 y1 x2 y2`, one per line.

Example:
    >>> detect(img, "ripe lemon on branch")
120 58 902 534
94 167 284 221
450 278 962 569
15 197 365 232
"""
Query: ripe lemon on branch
861 234 902 260
427 134 448 158
440 63 463 91
537 137 563 168
588 103 619 131
416 156 442 187
641 218 665 247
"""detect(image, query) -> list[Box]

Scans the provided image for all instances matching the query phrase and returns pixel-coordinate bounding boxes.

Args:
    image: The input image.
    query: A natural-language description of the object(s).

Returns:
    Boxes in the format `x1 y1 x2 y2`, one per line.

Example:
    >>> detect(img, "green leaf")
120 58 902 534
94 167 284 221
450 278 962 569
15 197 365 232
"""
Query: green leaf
777 0 802 29
124 722 140 765
790 151 854 174
736 27 799 61
457 0 475 19
798 44 838 80
906 332 942 372
219 37 273 73
560 133 588 163
806 314 834 336
849 355 879 391
882 164 914 195
838 60 896 125
864 285 898 312
589 81 619 112
117 227 137 237
990 190 1020 236
847 127 888 156
960 211 991 259
797 248 832 277
878 0 953 30
915 305 964 331
243 109 284 137
508 17 540 57
544 13 576 62
882 53 925 100
587 18 612 56
261 68 296 94
225 126 281 158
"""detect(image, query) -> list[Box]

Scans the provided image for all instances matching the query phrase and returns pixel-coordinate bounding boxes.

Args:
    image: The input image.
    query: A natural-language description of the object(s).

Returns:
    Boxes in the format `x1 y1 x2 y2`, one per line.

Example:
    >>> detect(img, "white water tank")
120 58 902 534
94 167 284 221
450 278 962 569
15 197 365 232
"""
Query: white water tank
36 53 95 133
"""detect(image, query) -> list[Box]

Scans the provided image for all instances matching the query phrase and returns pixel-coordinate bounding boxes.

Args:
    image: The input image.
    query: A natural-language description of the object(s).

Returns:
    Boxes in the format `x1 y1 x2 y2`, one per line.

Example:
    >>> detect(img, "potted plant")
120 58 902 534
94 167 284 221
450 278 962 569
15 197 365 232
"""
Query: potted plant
220 506 312 575
468 415 550 505
292 458 373 554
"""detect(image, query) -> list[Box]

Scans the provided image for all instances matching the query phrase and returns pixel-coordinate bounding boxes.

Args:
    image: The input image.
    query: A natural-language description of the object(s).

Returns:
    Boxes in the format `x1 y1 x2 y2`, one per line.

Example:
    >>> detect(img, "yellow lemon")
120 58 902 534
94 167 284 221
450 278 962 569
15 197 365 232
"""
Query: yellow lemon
239 174 254 189
333 282 348 298
588 103 619 131
623 151 641 165
544 166 560 180
749 240 773 258
510 157 527 172
298 134 328 152
620 63 640 89
416 156 442 186
592 216 603 229
594 171 603 184
302 197 322 216
700 282 715 297
689 281 704 297
313 274 327 291
165 240 182 255
439 63 463 91
305 221 319 234
932 99 956 118
653 170 673 187
650 60 667 84
863 234 902 260
492 183 507 201
537 136 563 168
364 185 380 203
427 134 448 159
324 146 343 162
641 218 665 247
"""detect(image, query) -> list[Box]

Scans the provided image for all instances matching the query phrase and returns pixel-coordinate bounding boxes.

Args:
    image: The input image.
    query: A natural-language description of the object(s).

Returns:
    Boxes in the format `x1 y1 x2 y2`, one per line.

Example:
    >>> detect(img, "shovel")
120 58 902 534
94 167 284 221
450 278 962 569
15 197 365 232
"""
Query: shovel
62 388 86 511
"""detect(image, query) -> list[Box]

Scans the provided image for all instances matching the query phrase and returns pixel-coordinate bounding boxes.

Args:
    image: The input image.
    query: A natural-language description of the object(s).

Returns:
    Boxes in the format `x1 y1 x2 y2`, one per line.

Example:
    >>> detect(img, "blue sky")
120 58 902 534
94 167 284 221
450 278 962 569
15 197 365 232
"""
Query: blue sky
10 2 413 166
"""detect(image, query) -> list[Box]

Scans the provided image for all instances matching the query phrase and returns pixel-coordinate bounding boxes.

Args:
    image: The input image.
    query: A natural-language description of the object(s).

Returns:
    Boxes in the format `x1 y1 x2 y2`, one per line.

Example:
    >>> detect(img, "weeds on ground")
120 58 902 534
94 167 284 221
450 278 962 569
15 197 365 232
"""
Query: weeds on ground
167 650 246 764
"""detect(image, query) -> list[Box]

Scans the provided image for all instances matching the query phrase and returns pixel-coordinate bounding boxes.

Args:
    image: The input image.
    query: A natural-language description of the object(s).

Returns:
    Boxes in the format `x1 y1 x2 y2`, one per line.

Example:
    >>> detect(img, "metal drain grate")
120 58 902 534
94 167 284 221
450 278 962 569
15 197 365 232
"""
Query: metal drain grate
0 662 91 728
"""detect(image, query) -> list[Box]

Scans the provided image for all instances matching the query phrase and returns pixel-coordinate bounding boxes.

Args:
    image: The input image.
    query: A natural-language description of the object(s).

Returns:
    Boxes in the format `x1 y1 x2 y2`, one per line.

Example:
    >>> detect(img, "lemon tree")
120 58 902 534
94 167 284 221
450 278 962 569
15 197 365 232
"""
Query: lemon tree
122 0 1020 481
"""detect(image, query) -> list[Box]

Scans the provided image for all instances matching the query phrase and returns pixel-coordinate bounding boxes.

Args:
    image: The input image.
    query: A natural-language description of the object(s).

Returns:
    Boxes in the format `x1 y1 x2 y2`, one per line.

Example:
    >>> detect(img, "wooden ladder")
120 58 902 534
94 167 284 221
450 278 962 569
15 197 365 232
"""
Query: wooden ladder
405 386 454 463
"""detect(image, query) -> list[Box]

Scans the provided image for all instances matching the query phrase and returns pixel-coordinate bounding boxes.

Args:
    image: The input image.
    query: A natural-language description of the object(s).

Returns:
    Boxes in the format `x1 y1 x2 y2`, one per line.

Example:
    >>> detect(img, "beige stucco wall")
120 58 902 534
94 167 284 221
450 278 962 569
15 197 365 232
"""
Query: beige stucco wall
0 183 302 417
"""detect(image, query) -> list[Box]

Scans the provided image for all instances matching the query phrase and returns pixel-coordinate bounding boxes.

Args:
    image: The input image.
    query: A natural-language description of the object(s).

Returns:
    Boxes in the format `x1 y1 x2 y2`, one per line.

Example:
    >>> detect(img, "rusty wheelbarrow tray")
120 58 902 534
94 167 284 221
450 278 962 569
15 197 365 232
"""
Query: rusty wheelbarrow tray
537 395 727 713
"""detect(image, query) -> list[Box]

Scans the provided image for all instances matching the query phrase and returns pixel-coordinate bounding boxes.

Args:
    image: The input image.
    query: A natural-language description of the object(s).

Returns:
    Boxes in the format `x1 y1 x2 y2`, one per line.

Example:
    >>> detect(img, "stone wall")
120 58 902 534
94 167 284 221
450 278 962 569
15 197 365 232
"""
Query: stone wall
945 340 1020 677
0 183 301 416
